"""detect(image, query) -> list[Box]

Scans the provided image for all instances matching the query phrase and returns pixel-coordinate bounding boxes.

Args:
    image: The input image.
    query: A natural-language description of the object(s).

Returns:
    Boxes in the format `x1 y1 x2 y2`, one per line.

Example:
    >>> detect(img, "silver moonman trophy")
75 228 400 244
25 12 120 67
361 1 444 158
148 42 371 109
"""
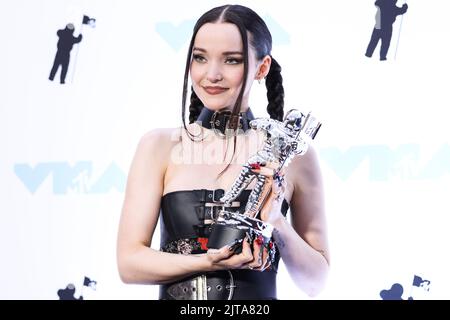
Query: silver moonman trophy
207 109 322 264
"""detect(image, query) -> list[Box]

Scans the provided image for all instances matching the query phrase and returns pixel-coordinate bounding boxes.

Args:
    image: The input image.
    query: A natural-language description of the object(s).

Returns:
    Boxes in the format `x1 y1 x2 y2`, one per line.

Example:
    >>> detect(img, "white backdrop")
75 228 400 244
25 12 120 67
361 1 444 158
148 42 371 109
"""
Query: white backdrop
1 0 449 299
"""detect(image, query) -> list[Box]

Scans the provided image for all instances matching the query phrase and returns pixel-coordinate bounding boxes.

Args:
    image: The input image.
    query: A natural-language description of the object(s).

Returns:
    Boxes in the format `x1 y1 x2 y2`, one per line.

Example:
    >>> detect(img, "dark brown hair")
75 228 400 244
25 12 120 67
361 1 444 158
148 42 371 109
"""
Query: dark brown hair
182 5 284 129
181 5 285 175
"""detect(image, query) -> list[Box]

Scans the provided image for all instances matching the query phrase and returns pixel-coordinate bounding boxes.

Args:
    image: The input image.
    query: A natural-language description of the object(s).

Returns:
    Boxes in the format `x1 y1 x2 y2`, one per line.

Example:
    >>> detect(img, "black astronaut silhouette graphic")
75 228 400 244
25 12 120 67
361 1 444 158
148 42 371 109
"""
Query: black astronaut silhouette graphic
365 0 408 61
57 283 83 300
57 277 97 300
49 23 82 84
379 275 431 300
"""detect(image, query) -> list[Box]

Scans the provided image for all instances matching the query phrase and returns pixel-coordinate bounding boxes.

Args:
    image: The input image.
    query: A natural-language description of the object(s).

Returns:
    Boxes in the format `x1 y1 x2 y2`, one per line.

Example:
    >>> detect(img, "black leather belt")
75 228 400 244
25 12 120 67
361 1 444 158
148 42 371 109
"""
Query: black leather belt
159 270 277 300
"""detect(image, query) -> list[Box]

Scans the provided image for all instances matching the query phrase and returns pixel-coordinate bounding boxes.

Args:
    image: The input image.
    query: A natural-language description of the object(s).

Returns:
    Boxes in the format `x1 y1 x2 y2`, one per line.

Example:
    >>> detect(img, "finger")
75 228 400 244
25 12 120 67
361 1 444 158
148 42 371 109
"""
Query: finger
207 240 240 263
261 255 272 271
247 238 264 269
263 161 279 170
249 160 279 176
251 164 285 178
206 248 233 263
215 237 253 270
239 237 255 266
260 175 286 221
250 166 276 178
256 247 269 271
249 161 278 170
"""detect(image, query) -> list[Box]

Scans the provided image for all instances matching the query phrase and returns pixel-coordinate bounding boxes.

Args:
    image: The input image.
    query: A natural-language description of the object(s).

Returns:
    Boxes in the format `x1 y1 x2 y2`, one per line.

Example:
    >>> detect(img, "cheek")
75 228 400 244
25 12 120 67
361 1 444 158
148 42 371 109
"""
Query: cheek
190 65 205 100
229 68 245 87
190 64 202 85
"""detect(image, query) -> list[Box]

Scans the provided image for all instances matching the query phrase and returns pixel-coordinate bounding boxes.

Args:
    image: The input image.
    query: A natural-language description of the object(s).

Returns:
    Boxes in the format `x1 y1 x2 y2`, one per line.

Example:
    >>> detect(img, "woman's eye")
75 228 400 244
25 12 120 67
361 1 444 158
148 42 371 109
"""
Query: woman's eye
193 54 206 63
225 57 243 65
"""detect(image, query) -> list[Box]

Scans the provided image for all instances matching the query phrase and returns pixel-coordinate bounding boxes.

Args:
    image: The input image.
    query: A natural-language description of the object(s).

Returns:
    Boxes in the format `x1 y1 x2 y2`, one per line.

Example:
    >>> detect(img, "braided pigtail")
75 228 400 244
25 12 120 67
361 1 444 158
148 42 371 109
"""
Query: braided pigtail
188 87 204 123
265 57 284 121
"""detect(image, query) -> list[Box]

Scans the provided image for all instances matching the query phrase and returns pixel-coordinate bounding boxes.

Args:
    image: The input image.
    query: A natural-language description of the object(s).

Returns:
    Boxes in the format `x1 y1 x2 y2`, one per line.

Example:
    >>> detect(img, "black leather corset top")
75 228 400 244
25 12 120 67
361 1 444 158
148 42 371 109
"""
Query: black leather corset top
158 188 289 300
159 189 289 253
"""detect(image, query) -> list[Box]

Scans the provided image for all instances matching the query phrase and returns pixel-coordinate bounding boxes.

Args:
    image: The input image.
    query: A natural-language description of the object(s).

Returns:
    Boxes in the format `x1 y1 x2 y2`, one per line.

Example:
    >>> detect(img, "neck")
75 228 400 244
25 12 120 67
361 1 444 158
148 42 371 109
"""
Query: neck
196 106 255 138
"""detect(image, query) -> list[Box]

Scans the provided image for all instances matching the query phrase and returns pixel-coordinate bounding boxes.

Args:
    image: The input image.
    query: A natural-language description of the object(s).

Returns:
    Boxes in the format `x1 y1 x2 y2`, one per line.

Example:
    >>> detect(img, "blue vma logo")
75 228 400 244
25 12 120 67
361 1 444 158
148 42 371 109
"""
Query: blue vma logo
155 15 290 51
320 144 450 181
14 161 125 194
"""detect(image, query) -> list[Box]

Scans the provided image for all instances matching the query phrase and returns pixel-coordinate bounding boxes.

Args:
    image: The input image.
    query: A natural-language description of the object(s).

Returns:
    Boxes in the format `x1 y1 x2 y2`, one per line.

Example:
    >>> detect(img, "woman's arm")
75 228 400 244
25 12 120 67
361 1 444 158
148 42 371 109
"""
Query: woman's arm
116 129 255 285
256 147 329 296
276 146 329 296
117 129 207 284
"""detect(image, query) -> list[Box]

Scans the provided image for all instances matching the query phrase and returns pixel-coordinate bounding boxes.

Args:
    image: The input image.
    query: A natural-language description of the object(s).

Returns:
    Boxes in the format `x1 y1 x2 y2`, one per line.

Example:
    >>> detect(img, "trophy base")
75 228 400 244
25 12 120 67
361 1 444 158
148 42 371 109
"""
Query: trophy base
207 224 247 254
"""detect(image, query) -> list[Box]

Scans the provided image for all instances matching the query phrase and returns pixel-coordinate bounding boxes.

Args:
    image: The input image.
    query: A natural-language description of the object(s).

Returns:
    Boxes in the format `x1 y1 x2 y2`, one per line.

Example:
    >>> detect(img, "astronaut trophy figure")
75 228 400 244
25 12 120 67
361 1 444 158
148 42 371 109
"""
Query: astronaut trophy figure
207 109 321 265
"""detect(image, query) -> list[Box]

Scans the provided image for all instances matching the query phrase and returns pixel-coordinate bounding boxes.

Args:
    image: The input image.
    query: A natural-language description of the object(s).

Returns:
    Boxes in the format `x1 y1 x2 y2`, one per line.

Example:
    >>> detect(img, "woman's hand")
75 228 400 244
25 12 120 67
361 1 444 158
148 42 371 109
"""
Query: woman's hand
248 161 286 271
205 161 286 272
250 161 287 225
206 237 272 271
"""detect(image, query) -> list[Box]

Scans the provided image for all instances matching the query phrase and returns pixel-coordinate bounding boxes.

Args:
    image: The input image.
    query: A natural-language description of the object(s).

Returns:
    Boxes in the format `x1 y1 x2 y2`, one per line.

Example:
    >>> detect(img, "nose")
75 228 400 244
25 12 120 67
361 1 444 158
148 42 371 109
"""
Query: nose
206 62 223 83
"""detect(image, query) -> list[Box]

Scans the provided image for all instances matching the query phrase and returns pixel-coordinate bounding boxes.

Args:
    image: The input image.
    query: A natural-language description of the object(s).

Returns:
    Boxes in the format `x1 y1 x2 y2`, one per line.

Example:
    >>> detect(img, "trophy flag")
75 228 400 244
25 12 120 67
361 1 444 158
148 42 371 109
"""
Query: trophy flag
82 15 96 27
71 15 96 83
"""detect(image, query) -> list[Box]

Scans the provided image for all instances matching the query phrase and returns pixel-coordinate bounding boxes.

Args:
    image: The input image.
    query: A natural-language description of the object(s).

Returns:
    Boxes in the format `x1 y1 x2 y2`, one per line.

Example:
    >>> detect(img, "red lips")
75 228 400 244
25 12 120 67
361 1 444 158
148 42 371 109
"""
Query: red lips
203 86 228 95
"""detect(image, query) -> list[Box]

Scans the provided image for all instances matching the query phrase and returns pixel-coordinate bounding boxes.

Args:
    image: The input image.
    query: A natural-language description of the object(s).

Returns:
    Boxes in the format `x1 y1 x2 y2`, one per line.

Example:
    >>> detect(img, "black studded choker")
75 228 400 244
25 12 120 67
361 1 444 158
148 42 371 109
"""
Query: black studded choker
196 107 255 137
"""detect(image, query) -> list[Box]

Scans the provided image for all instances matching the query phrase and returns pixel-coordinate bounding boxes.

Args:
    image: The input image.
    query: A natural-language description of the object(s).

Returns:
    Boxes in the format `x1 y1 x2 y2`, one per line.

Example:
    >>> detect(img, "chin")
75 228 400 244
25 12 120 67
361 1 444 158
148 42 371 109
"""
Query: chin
200 98 232 111
204 104 228 111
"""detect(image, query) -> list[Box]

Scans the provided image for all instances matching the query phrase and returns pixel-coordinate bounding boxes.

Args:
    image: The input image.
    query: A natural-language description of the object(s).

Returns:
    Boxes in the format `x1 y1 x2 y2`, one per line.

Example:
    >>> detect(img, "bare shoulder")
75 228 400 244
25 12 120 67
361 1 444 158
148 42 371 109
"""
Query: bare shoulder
132 127 183 171
137 127 182 156
139 127 182 149
287 145 323 190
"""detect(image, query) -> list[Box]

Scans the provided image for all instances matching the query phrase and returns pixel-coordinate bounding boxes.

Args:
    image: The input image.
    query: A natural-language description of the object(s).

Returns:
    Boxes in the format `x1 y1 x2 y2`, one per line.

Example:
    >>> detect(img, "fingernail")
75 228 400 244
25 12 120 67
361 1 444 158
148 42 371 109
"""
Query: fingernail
227 239 243 250
226 240 237 250
255 235 264 246
250 163 261 170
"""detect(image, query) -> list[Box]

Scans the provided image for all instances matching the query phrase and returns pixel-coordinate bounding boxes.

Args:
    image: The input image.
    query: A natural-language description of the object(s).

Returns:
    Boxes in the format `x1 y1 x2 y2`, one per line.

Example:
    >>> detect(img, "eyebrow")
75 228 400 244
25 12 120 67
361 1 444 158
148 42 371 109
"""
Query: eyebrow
193 47 243 55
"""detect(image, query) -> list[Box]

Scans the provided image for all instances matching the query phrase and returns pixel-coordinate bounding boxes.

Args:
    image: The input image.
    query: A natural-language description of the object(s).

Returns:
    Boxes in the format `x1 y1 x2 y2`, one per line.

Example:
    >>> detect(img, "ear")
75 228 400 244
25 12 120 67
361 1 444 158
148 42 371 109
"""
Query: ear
255 55 272 80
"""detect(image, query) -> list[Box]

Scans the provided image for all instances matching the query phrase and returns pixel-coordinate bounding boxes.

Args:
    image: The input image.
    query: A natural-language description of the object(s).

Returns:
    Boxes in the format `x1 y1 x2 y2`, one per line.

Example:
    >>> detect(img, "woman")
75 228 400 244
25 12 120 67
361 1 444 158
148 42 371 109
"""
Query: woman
117 4 329 299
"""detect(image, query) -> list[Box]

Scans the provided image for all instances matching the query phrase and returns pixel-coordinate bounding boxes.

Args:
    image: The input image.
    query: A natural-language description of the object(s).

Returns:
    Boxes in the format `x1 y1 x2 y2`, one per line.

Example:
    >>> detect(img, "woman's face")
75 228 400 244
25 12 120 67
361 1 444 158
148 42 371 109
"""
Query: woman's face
190 22 260 112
